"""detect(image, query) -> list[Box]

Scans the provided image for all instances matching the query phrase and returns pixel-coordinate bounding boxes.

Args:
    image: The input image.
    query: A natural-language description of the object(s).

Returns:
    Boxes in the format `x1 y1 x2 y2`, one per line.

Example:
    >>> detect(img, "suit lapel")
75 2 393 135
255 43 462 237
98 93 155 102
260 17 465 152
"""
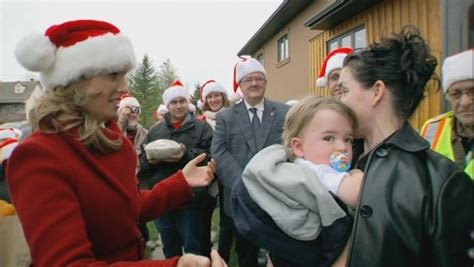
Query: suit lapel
233 102 257 154
258 100 276 151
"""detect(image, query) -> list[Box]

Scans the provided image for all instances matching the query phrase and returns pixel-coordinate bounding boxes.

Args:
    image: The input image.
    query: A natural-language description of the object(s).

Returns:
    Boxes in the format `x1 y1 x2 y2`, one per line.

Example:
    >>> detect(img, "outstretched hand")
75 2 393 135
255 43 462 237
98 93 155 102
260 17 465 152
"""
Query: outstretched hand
182 153 216 188
176 250 227 267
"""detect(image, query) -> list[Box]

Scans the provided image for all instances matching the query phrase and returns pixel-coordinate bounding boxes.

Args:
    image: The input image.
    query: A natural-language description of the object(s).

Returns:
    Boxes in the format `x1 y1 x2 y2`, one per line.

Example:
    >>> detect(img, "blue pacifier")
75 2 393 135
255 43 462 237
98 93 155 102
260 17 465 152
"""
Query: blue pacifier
330 151 351 172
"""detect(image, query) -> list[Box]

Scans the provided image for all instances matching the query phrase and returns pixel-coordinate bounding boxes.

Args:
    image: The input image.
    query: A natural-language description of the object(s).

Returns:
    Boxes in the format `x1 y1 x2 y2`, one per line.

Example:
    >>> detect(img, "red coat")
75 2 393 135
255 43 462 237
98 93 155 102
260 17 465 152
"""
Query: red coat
6 121 193 266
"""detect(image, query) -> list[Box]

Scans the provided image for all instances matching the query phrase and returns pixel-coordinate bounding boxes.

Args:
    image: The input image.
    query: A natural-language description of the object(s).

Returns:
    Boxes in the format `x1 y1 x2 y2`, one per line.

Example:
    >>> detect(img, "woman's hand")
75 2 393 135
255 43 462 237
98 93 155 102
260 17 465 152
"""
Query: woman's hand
210 250 227 267
177 250 227 267
182 153 216 188
177 254 209 267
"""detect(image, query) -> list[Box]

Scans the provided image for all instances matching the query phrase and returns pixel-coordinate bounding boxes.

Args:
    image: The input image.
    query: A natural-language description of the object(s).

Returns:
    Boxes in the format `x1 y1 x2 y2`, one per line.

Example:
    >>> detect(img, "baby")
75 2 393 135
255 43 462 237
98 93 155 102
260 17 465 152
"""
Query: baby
239 96 363 266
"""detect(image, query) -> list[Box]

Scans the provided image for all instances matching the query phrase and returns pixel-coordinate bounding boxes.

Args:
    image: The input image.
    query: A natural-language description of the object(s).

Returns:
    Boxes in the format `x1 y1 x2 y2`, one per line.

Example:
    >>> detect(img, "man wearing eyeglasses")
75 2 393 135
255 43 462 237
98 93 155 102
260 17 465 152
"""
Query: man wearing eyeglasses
211 58 289 266
118 95 148 173
421 49 473 178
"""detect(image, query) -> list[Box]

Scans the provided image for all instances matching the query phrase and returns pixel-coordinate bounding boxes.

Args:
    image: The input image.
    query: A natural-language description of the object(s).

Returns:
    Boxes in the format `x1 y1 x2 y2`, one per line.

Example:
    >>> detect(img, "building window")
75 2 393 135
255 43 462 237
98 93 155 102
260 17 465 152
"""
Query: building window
256 53 264 65
328 26 367 52
278 34 289 62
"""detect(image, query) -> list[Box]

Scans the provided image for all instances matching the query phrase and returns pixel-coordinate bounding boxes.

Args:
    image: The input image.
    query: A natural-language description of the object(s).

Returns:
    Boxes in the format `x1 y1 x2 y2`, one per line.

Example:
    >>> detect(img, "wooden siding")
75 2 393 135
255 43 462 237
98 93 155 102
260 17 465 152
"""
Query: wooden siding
309 0 442 129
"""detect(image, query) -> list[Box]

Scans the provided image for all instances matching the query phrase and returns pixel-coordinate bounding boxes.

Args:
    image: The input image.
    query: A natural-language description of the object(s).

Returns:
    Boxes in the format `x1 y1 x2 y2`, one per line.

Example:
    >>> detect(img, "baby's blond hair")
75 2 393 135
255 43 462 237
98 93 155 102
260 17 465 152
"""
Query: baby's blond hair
282 96 358 159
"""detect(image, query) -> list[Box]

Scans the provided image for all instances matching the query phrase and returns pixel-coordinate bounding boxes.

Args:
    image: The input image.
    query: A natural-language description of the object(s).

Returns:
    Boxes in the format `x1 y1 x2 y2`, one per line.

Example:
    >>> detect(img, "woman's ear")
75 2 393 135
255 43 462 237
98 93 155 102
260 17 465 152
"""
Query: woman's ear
290 137 304 158
371 80 386 106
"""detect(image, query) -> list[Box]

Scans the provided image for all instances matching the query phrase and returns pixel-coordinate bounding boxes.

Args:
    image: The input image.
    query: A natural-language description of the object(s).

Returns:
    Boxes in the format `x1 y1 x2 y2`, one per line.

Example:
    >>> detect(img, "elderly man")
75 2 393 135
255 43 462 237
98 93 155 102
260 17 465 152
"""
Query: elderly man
117 95 148 171
139 81 214 258
316 47 353 99
420 49 473 178
211 58 289 266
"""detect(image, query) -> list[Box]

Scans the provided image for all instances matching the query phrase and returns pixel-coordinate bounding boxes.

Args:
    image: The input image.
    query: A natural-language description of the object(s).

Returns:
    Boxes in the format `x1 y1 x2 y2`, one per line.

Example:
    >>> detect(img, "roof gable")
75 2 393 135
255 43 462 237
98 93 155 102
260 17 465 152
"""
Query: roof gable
0 81 41 103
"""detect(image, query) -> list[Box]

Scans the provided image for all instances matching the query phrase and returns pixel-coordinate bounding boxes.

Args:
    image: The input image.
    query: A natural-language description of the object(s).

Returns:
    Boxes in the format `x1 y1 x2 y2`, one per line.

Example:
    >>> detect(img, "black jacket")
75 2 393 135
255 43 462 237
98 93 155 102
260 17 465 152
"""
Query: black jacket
348 123 473 267
138 113 213 208
231 177 352 267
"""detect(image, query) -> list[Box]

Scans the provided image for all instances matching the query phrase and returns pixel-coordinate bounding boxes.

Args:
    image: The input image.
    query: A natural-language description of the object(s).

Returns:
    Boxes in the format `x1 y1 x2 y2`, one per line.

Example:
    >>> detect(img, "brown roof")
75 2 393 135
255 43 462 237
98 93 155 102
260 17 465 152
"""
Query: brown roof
0 81 40 103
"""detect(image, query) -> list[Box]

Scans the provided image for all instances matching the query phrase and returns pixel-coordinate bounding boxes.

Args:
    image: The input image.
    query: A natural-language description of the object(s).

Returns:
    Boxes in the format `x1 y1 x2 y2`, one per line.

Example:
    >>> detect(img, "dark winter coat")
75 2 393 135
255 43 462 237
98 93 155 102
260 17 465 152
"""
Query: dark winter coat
138 113 214 208
231 177 352 267
348 123 473 267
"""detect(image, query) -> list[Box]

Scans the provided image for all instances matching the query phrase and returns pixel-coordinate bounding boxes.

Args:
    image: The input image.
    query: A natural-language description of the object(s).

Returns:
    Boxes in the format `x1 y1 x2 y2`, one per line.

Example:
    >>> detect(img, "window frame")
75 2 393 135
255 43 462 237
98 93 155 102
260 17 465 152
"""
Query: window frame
256 52 264 66
277 34 289 62
327 25 366 52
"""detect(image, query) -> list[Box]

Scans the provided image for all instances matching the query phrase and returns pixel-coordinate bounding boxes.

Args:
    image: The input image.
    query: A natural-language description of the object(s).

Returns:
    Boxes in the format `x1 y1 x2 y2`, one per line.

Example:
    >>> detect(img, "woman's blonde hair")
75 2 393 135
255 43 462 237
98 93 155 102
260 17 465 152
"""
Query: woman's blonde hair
203 92 230 112
29 79 122 153
282 96 358 159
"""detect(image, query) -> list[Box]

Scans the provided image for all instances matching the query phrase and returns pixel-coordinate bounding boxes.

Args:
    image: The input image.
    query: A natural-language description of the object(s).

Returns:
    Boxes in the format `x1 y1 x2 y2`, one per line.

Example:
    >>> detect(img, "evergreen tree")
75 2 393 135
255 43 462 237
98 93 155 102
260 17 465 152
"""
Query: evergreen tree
192 82 202 105
128 55 161 128
128 57 180 128
192 82 202 115
157 59 179 89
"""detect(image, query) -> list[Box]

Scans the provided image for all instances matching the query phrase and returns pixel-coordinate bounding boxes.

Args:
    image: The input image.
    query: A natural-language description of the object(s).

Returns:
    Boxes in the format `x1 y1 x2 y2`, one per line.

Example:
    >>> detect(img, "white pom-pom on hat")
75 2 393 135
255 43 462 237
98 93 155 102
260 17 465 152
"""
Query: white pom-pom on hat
197 100 205 110
188 102 196 113
316 77 327 88
15 33 56 72
157 104 168 115
228 88 243 105
0 128 21 162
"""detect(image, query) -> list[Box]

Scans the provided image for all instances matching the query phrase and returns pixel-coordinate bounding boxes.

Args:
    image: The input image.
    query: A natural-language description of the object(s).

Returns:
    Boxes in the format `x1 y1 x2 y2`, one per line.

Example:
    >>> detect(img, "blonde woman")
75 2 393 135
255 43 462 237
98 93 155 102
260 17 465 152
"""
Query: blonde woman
8 19 225 267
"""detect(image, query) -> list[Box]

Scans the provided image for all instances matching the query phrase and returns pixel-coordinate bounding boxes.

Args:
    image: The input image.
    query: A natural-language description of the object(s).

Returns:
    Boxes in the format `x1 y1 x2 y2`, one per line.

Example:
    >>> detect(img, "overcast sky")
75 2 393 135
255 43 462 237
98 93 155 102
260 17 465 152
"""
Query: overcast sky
0 0 282 94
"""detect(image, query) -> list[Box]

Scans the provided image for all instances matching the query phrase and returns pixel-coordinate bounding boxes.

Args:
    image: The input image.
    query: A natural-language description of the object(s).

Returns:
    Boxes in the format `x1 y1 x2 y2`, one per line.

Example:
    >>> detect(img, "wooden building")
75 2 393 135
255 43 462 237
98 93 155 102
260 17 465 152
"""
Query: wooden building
238 0 473 129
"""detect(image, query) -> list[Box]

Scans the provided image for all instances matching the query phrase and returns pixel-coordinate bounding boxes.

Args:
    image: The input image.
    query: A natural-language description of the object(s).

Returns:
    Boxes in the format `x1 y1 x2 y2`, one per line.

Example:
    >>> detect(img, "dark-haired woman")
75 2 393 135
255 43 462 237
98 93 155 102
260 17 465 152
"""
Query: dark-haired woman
339 26 473 266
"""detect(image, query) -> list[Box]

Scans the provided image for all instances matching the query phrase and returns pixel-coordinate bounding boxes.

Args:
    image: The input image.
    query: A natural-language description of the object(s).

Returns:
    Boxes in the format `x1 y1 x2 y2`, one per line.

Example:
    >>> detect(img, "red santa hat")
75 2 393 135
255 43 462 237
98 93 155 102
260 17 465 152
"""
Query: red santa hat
0 128 20 162
118 95 141 113
233 57 266 91
442 49 474 93
316 47 353 88
197 80 228 110
14 19 136 90
162 80 190 107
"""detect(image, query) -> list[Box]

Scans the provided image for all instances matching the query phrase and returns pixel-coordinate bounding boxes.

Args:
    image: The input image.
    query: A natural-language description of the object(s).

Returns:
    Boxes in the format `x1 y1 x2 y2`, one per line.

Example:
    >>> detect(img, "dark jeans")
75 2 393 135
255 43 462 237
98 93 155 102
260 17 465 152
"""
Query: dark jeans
233 219 259 267
155 208 205 258
218 190 234 263
201 197 217 257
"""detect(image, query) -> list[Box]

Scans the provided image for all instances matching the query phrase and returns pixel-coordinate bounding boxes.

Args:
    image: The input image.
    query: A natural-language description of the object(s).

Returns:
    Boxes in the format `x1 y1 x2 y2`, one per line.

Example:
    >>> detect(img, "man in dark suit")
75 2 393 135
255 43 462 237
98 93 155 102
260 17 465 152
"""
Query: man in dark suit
211 58 289 267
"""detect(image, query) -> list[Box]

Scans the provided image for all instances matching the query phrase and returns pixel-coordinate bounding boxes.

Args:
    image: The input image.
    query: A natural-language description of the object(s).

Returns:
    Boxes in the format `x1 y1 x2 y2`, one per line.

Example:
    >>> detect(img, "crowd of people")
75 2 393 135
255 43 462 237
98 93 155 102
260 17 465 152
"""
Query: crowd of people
0 19 472 267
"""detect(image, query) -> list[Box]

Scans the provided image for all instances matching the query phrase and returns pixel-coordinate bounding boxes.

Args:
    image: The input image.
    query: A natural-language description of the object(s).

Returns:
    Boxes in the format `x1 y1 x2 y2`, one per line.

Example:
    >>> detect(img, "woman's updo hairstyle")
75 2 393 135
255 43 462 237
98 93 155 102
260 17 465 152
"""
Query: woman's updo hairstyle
343 25 438 119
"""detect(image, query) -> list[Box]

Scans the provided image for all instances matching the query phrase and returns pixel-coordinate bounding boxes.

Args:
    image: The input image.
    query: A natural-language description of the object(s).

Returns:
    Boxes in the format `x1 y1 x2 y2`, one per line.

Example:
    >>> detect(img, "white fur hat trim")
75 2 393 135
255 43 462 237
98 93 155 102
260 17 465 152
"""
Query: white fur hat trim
15 32 136 89
162 85 190 107
236 58 266 83
119 96 140 112
442 49 474 93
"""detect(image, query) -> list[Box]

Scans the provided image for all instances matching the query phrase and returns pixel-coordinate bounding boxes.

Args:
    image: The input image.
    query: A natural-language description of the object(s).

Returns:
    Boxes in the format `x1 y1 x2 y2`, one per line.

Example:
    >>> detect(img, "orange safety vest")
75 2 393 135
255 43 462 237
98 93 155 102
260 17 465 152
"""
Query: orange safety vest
420 111 473 179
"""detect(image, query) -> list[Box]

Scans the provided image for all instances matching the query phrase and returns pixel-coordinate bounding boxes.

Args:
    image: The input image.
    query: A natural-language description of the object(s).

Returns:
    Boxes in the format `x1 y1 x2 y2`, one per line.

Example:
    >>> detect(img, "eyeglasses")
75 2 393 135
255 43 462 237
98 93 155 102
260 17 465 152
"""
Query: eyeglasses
445 88 474 101
241 77 266 85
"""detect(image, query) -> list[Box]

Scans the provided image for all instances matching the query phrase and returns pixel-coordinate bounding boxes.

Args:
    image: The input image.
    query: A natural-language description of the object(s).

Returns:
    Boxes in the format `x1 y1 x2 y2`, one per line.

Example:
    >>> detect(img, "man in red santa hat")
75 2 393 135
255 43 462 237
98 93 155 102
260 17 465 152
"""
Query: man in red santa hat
316 47 353 99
